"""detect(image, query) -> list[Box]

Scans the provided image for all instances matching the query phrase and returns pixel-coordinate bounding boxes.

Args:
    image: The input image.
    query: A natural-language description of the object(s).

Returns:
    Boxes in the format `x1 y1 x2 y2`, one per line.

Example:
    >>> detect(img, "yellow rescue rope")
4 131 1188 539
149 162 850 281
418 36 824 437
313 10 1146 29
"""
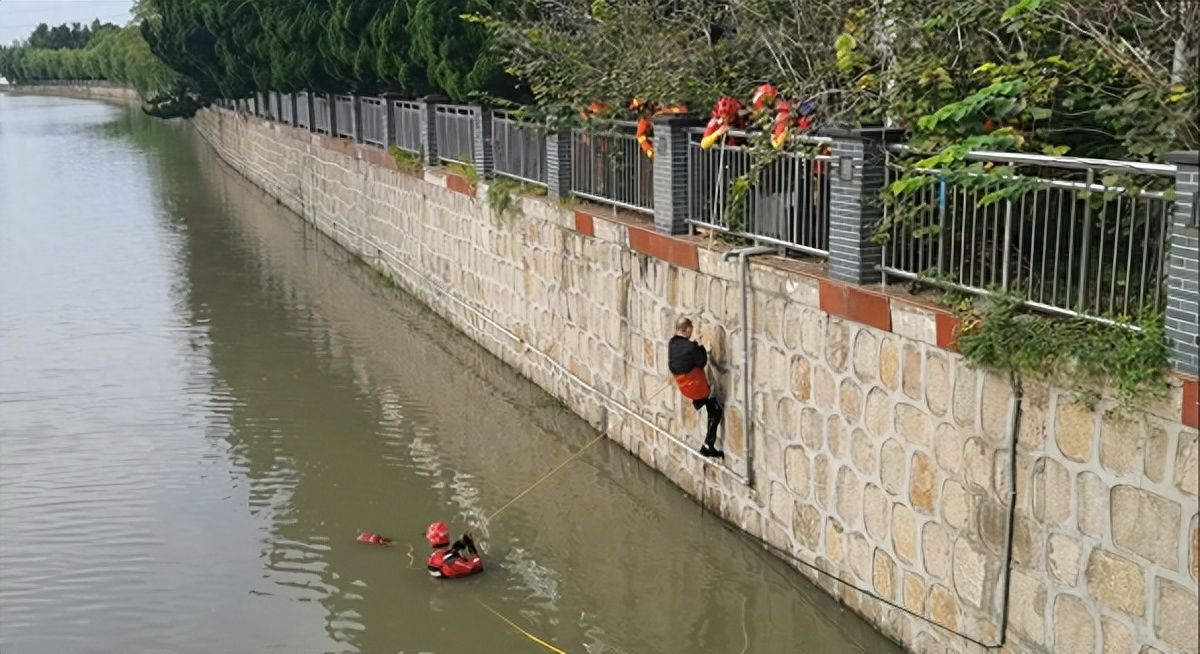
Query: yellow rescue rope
484 433 605 525
478 600 568 654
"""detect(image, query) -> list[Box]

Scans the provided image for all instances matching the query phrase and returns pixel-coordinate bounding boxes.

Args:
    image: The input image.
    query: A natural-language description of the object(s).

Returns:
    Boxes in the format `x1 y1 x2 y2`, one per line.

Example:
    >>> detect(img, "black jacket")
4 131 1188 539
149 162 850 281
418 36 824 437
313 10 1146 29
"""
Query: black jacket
668 336 708 375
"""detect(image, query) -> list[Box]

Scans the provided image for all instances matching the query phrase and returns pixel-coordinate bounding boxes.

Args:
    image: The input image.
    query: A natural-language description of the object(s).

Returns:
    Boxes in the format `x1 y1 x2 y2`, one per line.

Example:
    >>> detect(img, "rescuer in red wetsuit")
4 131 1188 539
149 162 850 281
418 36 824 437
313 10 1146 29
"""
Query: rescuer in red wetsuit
668 317 725 458
425 522 483 579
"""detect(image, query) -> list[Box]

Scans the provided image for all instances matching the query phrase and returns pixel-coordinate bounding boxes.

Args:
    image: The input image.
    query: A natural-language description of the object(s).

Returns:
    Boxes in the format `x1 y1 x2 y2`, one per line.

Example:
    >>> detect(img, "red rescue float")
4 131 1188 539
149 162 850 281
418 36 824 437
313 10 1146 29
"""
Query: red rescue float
356 532 392 546
425 521 483 579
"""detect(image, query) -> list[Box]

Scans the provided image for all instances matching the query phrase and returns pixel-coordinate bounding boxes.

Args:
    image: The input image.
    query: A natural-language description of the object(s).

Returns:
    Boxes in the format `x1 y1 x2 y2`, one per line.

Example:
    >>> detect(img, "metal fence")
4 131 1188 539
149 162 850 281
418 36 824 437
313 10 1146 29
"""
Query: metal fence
334 94 356 140
882 147 1176 324
688 129 833 256
295 92 311 129
360 97 387 147
434 104 476 165
207 92 1183 329
313 94 331 134
570 121 654 213
393 100 423 154
492 110 546 186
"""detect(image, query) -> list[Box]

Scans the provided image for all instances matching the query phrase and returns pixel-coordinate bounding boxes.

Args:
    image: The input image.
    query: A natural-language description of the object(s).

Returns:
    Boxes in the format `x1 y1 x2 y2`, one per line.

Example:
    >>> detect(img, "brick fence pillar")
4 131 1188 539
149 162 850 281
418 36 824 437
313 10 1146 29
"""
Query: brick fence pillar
351 96 364 144
1163 150 1199 376
380 94 401 147
652 113 703 235
304 93 316 132
326 93 339 137
286 92 298 127
416 96 443 166
546 129 572 200
824 127 906 285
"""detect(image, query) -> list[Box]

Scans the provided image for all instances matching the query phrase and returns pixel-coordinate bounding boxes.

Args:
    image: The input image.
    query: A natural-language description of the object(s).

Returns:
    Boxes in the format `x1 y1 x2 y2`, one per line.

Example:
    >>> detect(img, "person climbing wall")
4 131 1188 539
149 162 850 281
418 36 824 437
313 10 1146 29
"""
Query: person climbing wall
667 316 725 458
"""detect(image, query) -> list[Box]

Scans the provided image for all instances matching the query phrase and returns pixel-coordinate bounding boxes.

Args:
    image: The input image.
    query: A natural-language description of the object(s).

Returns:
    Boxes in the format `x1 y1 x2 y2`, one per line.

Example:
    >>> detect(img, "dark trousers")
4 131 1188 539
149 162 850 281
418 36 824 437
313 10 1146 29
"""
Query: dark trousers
691 396 724 447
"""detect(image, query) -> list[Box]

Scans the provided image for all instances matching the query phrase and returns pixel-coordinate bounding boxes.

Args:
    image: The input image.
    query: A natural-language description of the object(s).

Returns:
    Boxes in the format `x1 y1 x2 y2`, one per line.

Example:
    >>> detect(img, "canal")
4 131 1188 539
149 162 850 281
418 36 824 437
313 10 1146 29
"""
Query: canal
0 93 901 654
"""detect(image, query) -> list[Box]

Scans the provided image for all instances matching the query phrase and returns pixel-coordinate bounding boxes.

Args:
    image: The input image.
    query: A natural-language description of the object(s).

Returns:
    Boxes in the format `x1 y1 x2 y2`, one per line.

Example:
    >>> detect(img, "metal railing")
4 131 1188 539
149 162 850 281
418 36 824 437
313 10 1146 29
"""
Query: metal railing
295 92 311 129
882 146 1176 324
570 121 653 214
334 94 356 140
434 104 476 165
393 100 422 153
204 91 1185 333
492 110 546 186
360 97 387 147
313 94 331 134
687 129 833 256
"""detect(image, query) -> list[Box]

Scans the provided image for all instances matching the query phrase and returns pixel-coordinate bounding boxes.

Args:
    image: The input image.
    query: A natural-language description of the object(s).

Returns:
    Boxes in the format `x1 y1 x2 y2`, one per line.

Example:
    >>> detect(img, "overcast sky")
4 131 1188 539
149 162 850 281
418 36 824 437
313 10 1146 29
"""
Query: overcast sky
0 0 134 45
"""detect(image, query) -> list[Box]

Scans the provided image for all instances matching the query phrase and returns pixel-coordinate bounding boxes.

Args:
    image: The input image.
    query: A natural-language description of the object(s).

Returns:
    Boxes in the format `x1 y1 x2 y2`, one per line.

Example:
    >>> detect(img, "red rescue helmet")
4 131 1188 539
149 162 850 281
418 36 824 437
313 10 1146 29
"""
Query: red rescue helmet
425 521 450 547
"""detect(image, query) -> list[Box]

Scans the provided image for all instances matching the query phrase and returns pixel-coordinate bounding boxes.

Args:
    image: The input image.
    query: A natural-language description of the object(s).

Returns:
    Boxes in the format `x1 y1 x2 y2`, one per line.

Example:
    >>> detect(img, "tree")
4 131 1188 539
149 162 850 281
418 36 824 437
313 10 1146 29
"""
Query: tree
407 0 523 101
475 0 746 115
133 0 521 100
818 0 1199 158
369 0 429 95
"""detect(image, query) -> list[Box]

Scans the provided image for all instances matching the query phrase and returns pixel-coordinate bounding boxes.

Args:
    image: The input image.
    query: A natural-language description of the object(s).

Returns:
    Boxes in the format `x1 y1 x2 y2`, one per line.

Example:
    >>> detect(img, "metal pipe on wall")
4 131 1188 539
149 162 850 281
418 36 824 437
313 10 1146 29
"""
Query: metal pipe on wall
994 373 1025 649
722 245 776 486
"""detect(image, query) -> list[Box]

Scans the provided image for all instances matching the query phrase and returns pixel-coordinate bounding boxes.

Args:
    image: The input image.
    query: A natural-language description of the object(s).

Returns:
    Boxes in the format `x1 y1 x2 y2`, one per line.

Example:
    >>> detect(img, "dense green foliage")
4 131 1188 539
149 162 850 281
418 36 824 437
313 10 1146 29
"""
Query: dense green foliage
472 0 760 122
135 0 521 101
957 294 1169 405
481 0 1198 159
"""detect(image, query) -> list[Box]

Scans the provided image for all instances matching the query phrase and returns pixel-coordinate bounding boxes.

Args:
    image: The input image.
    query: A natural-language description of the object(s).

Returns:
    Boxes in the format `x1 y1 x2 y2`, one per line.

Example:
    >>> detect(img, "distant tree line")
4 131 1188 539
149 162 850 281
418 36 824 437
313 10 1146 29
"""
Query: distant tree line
26 20 120 50
0 21 180 98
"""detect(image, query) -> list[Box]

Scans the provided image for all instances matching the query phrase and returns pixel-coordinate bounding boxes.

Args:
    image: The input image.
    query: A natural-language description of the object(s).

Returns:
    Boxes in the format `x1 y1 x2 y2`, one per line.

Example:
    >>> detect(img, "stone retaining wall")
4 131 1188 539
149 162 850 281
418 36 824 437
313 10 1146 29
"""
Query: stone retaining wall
6 84 140 105
190 106 1198 654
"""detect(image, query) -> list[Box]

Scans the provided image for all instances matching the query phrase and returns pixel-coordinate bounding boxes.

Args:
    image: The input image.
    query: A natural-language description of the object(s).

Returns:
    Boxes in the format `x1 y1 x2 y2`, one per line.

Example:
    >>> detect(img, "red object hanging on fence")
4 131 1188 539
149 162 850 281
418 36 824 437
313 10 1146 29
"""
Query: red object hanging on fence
630 98 689 159
700 96 744 150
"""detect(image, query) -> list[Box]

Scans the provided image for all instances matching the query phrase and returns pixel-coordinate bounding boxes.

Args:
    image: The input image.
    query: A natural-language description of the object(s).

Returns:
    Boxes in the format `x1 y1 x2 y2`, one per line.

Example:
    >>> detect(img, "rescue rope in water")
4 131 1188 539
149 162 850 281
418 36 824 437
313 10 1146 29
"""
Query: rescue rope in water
478 600 568 653
375 434 606 561
483 433 605 525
